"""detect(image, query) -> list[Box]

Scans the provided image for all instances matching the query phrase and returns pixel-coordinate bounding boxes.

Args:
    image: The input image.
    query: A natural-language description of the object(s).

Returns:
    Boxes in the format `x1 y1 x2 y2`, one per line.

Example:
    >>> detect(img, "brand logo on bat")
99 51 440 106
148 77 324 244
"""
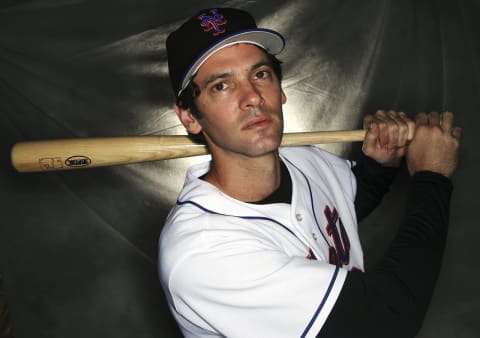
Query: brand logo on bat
65 155 91 168
39 157 63 170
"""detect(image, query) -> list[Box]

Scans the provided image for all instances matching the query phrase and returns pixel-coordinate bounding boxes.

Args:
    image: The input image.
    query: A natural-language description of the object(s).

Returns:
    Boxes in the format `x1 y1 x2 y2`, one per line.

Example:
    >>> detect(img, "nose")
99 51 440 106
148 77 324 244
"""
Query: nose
239 79 263 110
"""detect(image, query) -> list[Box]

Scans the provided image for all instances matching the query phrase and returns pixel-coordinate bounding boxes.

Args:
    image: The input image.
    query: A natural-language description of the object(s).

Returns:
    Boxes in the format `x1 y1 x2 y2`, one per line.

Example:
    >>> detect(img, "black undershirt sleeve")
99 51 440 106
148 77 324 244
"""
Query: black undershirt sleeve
352 155 399 221
317 171 453 338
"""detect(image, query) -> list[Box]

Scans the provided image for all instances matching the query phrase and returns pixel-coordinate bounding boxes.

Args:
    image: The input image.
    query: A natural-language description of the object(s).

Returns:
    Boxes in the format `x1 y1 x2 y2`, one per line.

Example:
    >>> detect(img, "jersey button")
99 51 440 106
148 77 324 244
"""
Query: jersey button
295 213 303 222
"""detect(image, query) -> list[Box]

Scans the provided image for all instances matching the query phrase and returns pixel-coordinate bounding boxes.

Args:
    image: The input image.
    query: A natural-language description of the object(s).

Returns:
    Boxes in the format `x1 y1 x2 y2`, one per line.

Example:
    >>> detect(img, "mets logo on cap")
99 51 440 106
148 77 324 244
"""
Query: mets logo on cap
198 9 227 36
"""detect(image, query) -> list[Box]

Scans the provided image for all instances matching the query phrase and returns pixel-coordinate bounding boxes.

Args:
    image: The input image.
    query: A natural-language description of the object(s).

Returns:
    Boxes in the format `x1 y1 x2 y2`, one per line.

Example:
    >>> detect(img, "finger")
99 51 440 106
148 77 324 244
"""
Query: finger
368 111 389 147
376 110 401 147
428 111 440 126
441 111 454 132
377 120 390 148
385 110 405 125
415 112 428 125
386 110 410 147
379 110 412 149
363 122 380 153
374 109 388 118
372 110 402 148
368 112 388 126
384 110 401 149
452 126 462 140
397 111 416 141
363 114 375 130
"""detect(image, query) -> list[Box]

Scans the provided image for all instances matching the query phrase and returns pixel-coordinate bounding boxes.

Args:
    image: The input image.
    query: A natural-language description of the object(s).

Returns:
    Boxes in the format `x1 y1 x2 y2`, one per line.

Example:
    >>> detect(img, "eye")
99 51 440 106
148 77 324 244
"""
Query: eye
254 70 271 80
212 81 228 92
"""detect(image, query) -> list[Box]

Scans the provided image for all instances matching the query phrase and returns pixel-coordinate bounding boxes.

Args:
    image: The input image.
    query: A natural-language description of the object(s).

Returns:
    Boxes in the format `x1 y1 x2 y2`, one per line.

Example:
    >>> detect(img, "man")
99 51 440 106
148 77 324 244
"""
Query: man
159 8 461 338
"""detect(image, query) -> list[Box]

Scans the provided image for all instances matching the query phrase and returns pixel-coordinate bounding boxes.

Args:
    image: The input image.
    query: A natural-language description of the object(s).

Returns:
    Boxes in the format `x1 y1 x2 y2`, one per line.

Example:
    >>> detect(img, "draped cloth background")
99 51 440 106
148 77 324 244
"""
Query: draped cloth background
1 1 479 337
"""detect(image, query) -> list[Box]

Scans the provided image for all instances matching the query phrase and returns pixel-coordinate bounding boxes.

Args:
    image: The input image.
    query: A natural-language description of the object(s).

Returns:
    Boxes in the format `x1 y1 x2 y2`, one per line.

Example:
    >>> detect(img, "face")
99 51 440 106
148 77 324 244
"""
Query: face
176 43 286 159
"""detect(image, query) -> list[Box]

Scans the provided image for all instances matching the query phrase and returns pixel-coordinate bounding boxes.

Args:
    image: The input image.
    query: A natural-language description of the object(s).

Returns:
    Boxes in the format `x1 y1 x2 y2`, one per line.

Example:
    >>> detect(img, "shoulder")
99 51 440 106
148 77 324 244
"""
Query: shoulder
280 145 354 169
280 146 355 183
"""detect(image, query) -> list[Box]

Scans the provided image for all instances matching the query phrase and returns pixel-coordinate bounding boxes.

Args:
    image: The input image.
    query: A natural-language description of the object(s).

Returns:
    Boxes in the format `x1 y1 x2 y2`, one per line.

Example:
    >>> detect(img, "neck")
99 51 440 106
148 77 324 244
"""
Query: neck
204 150 282 202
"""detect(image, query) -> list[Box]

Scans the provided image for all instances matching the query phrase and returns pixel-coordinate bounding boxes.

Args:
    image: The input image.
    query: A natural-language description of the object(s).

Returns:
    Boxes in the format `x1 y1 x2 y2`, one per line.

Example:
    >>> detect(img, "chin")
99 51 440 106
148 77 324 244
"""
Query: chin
249 135 282 156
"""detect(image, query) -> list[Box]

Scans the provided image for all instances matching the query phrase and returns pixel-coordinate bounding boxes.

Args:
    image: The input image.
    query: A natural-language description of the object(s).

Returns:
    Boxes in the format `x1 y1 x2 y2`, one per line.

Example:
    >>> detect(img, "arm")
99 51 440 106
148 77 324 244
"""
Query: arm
352 154 398 221
320 171 452 338
318 112 461 338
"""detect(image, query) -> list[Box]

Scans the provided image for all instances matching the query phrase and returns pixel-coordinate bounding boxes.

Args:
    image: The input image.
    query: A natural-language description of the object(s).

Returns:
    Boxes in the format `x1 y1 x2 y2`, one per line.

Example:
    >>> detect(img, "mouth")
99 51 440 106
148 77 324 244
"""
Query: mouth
242 116 272 130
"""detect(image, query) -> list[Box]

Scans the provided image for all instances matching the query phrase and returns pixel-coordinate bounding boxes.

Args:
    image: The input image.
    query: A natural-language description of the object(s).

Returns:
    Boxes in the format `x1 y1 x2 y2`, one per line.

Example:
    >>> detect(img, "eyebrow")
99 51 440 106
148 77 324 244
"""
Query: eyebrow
199 60 273 89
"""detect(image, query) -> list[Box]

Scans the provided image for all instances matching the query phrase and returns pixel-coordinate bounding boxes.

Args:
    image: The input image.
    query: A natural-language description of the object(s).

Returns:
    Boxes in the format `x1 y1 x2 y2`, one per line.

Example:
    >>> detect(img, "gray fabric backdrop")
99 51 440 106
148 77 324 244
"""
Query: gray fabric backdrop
1 0 479 337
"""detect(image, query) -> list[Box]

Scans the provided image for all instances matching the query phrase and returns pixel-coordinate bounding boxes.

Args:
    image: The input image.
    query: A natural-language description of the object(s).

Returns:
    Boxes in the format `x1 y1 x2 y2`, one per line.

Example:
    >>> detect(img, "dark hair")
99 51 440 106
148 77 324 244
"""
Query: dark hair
176 81 201 117
176 51 283 118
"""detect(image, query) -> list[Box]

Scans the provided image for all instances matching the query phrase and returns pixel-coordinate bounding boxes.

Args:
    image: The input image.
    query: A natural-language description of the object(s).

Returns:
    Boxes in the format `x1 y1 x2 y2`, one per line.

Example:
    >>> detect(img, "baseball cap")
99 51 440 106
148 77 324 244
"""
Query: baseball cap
166 7 285 96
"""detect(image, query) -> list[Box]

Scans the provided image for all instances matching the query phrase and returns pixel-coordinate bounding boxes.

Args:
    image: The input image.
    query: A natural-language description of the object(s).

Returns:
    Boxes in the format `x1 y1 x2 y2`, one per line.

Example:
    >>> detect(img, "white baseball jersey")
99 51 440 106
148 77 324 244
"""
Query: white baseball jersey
159 146 363 338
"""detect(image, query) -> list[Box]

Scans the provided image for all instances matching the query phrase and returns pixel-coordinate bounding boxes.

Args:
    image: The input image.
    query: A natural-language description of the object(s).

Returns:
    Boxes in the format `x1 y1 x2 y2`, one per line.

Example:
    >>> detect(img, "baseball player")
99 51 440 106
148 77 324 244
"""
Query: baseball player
159 7 461 338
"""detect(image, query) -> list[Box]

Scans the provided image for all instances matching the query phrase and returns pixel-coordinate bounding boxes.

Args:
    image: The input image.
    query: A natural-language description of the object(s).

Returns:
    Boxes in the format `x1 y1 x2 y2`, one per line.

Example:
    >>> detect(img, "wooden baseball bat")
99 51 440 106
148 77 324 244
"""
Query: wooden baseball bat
11 129 366 172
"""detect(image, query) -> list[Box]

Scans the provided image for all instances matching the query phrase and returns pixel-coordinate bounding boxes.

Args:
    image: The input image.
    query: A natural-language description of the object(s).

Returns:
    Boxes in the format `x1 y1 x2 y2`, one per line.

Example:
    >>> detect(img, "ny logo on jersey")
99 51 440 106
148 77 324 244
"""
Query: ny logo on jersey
198 9 227 36
324 206 350 267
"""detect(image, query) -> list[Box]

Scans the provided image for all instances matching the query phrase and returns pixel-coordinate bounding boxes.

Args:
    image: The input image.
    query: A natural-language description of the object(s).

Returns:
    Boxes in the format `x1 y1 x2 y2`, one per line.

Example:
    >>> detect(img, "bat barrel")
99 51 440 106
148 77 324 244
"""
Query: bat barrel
11 136 208 172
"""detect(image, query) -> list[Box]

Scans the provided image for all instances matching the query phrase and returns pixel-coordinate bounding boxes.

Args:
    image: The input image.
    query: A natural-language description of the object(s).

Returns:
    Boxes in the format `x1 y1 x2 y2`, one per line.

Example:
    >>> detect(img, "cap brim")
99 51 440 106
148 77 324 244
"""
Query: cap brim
178 29 285 96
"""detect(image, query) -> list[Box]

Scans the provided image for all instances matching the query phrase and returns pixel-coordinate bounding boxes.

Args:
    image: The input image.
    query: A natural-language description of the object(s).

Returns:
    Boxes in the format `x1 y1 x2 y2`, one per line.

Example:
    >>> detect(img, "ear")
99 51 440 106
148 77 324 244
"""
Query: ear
174 104 202 134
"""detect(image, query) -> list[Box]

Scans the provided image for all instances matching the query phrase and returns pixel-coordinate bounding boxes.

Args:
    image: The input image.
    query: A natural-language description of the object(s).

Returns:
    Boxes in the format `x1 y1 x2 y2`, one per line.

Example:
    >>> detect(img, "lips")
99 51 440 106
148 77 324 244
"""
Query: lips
242 116 271 130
